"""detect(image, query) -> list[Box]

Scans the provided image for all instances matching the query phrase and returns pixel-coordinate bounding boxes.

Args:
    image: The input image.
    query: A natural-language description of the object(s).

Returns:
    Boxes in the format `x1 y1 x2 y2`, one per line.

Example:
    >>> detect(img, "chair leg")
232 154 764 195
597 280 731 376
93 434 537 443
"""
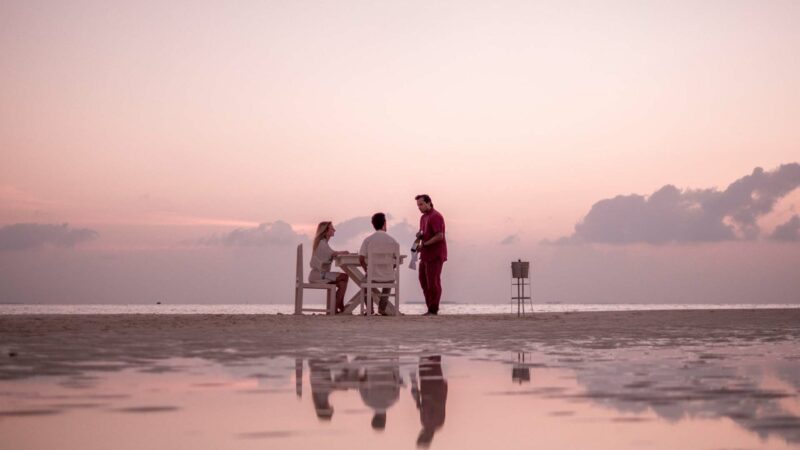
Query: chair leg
327 289 336 316
295 285 303 315
367 285 374 316
395 284 400 316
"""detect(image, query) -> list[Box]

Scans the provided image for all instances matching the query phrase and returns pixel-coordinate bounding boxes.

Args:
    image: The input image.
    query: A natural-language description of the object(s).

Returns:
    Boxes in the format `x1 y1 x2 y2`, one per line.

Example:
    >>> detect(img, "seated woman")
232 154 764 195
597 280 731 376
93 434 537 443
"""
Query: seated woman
310 221 350 314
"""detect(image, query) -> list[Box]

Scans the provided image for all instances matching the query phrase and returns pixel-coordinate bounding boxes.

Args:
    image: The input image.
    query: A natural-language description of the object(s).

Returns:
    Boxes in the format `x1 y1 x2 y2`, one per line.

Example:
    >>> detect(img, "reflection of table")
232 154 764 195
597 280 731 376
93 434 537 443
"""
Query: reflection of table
335 254 406 315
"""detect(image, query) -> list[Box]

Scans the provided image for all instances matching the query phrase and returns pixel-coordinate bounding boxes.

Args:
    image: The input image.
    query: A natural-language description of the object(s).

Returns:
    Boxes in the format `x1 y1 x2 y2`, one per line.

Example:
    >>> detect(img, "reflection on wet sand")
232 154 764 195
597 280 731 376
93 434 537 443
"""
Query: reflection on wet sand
2 341 800 448
411 355 448 448
308 357 337 420
298 354 449 445
561 346 800 444
512 353 531 384
474 346 800 448
358 357 403 431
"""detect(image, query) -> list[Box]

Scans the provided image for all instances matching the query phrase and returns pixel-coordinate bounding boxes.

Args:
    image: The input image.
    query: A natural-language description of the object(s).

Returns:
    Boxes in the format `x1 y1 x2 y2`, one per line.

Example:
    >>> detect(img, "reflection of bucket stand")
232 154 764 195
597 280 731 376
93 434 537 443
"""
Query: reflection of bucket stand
512 352 532 384
511 259 532 317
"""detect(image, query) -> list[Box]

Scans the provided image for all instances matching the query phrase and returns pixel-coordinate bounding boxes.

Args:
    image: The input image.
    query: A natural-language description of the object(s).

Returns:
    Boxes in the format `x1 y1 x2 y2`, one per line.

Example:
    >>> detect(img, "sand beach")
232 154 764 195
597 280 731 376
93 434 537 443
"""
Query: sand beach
2 310 800 449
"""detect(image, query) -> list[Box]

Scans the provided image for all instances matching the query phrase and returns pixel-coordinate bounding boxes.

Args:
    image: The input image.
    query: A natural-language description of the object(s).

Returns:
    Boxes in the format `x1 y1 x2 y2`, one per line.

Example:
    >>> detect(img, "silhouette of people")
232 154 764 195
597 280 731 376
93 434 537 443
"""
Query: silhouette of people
358 358 403 431
411 355 448 447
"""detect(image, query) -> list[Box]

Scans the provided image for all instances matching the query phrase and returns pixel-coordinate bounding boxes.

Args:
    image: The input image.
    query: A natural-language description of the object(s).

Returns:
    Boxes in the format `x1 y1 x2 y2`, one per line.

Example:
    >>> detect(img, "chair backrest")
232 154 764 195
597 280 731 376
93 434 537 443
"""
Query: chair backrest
296 243 303 287
366 242 400 282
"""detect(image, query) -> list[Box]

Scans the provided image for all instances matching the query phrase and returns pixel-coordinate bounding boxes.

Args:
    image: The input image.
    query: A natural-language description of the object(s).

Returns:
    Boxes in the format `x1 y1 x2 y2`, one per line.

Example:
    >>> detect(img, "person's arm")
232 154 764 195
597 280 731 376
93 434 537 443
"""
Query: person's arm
421 232 444 247
358 240 368 272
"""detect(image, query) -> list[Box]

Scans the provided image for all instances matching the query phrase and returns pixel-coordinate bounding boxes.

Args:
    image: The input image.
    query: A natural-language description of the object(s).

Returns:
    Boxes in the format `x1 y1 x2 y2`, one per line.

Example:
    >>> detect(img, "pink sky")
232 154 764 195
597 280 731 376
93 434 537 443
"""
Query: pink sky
1 1 798 304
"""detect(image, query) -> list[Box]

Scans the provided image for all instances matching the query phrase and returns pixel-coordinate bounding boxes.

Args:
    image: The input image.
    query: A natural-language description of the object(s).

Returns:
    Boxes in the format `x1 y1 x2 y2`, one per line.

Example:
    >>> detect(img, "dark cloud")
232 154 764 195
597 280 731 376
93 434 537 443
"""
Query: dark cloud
771 215 800 242
500 234 520 245
556 163 800 245
198 221 304 247
0 223 98 251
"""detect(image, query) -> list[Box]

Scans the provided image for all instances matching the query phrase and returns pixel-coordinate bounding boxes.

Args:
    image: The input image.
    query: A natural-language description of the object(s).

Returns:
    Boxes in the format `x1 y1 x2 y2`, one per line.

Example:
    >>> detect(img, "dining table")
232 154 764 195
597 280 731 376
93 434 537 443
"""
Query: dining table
334 253 406 315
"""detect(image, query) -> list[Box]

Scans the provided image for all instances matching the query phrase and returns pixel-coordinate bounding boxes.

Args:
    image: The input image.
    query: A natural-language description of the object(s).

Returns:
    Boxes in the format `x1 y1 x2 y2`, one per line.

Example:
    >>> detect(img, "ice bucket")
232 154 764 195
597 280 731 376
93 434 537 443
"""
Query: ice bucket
511 260 529 278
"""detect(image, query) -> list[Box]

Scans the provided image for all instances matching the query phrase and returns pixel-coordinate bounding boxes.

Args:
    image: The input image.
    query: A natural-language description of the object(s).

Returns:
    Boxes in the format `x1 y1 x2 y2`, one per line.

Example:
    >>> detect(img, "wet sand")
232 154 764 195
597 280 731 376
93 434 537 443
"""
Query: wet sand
3 310 800 449
2 310 799 380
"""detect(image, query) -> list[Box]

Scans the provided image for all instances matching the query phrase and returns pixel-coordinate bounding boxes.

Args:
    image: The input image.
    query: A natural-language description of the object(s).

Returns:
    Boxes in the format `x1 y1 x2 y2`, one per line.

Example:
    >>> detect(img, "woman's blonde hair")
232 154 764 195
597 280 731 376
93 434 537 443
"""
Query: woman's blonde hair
312 221 332 252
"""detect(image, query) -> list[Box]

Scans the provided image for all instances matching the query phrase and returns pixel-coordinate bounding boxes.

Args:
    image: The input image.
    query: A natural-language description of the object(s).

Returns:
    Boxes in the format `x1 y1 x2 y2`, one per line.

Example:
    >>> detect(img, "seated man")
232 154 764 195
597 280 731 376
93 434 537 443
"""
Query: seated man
359 212 400 315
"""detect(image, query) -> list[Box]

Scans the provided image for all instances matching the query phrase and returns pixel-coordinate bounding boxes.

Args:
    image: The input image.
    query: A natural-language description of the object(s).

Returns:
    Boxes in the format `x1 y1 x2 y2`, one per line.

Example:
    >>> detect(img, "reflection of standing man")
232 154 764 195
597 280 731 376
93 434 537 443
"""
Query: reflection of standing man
410 355 448 448
414 194 447 316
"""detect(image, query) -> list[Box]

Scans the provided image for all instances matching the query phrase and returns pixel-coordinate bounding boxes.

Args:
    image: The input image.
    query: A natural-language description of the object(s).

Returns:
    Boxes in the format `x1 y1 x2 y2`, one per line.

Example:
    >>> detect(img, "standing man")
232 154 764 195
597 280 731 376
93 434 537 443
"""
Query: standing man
414 194 447 315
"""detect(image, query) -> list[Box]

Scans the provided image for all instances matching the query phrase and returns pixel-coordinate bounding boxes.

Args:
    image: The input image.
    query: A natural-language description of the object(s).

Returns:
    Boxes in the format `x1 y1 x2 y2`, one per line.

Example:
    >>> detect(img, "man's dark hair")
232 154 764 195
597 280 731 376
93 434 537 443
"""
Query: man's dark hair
415 194 433 207
371 212 386 230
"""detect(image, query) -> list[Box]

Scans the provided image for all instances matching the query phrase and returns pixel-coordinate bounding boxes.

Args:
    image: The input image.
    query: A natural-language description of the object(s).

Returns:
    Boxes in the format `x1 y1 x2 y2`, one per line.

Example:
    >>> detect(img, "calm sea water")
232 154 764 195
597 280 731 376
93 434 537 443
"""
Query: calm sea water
1 303 798 315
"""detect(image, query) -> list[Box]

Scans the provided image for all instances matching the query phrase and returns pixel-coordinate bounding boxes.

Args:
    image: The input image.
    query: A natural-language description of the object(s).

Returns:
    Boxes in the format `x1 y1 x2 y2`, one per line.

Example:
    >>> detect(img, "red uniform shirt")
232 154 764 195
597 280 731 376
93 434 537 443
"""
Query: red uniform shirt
419 208 447 262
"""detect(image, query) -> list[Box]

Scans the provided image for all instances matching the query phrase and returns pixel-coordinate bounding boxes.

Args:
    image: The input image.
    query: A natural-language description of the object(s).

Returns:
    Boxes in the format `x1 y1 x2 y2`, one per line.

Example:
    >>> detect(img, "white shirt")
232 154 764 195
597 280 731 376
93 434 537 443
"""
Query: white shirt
359 230 399 282
310 239 335 273
359 365 402 412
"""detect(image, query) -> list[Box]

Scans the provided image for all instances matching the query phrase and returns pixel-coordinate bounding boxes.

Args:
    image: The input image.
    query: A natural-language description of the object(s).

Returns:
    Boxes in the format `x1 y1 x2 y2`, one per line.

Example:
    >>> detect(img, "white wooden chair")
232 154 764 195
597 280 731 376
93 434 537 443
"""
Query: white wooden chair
362 242 401 316
294 244 336 315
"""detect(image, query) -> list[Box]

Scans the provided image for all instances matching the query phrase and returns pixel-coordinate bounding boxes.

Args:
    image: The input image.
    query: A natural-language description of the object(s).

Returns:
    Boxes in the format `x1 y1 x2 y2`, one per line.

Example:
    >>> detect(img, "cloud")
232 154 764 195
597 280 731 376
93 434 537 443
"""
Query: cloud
326 214 403 243
556 163 800 245
500 234 520 245
0 223 99 251
771 215 800 242
195 215 411 249
198 221 305 247
388 219 417 247
331 216 375 242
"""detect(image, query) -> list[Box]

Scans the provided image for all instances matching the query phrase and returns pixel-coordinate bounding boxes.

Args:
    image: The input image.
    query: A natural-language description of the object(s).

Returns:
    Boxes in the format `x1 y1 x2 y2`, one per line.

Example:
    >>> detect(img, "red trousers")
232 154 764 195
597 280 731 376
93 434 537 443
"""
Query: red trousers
418 259 444 313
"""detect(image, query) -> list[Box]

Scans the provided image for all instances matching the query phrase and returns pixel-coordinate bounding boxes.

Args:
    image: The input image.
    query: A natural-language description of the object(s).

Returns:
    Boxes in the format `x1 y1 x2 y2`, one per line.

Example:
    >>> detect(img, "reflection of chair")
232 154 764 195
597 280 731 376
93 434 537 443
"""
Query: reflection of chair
294 244 336 315
362 242 401 316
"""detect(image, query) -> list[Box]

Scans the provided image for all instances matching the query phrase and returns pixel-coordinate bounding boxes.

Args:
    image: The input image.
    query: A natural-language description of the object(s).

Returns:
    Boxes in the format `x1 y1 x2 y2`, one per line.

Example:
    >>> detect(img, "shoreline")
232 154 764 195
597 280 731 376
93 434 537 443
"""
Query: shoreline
2 303 799 316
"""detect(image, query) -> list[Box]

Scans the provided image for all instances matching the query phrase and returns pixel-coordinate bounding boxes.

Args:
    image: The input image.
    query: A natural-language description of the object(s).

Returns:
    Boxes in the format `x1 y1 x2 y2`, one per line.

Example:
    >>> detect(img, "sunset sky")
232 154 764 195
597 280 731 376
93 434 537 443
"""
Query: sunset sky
1 0 798 304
